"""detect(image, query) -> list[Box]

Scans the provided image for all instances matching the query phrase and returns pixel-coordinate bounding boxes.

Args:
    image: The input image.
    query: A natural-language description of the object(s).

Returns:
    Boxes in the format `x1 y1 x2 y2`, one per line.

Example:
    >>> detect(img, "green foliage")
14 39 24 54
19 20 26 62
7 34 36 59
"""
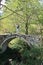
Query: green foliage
7 39 43 65
0 0 43 65
0 38 43 65
0 0 43 34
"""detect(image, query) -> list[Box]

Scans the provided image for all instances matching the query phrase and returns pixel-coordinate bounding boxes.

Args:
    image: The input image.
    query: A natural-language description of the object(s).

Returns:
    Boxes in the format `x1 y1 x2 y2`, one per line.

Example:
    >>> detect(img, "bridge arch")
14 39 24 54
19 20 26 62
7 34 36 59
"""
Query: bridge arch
0 35 31 53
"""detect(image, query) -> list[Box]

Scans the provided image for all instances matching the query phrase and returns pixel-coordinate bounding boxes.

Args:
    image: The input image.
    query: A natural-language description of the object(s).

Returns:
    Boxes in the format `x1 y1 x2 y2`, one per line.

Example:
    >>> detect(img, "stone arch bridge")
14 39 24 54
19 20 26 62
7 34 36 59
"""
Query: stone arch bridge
0 33 41 53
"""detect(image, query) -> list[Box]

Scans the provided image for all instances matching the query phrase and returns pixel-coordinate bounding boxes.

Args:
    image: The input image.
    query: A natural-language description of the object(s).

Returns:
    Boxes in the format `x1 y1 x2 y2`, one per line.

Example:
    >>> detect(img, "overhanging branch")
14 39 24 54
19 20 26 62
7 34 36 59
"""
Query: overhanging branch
0 4 25 21
0 12 14 20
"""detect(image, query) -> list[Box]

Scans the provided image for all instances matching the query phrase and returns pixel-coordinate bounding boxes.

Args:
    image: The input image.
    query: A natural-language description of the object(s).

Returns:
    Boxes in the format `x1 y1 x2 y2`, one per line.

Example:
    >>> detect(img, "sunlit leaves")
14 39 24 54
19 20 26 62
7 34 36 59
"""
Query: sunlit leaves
0 0 43 34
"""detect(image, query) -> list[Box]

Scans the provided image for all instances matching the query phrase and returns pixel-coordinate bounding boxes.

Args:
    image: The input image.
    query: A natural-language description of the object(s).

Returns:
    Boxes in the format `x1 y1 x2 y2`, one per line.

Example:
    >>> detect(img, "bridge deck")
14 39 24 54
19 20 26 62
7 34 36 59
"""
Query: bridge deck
0 33 41 45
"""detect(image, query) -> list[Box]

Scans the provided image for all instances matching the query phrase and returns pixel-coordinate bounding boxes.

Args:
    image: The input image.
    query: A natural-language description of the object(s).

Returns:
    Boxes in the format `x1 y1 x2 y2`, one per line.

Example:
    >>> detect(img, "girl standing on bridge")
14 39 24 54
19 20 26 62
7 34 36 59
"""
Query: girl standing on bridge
15 24 20 34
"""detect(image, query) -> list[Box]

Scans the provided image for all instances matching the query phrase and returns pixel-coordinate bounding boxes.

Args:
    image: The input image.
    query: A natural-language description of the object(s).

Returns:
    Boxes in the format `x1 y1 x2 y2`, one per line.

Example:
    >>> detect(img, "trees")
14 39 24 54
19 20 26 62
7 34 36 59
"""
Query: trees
0 0 43 65
0 0 43 35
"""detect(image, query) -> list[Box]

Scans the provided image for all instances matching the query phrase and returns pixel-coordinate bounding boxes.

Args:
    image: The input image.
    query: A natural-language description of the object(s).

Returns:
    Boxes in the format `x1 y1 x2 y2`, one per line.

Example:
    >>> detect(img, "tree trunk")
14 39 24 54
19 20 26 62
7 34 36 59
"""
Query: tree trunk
25 15 28 35
25 21 28 34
